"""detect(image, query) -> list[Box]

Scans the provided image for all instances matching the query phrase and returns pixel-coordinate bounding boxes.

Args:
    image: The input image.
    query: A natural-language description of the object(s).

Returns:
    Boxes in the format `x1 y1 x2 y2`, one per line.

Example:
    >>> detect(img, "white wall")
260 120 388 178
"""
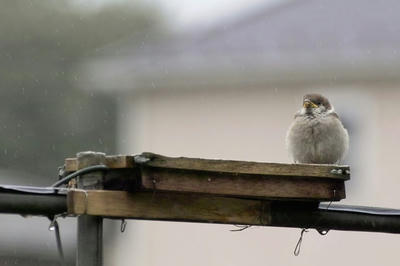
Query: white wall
105 86 400 266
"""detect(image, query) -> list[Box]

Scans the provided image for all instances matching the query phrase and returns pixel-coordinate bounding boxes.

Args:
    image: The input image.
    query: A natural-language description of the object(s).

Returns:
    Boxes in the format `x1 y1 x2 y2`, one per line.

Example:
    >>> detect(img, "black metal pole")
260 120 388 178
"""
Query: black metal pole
77 215 103 266
0 192 66 216
270 202 400 234
75 151 106 266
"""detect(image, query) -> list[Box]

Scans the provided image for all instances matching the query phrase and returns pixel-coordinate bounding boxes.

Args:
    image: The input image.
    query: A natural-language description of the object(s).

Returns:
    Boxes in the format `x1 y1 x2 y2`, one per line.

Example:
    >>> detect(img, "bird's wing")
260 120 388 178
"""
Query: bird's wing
327 110 339 119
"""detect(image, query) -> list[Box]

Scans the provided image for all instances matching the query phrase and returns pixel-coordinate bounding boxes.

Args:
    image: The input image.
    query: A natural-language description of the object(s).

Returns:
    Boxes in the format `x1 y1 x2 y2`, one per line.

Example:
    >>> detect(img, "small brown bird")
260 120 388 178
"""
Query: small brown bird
286 94 349 164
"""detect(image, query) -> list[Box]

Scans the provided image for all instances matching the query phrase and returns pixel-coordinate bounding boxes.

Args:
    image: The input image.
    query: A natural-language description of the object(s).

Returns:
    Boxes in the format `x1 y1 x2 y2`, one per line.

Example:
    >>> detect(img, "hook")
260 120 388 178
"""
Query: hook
294 228 308 256
121 219 127 233
48 215 66 265
49 216 57 231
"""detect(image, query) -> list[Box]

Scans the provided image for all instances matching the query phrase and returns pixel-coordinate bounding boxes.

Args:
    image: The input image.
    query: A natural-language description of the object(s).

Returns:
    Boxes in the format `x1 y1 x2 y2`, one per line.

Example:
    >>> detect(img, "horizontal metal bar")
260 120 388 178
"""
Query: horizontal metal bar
271 202 400 234
0 192 67 216
319 203 400 216
2 184 400 234
0 184 63 194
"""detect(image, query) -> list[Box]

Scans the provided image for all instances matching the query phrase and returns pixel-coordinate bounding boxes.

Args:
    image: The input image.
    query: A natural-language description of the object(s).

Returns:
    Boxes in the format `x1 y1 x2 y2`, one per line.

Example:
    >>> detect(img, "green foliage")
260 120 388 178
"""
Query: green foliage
0 0 164 184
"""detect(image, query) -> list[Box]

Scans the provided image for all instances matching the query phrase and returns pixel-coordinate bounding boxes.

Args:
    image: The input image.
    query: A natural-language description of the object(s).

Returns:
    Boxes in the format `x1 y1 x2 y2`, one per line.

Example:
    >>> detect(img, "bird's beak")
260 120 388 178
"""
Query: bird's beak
303 100 318 109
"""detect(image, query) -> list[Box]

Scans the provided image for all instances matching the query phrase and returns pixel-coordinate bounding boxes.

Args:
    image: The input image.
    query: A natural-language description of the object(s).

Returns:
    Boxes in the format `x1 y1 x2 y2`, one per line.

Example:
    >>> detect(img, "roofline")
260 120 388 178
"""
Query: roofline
78 55 400 93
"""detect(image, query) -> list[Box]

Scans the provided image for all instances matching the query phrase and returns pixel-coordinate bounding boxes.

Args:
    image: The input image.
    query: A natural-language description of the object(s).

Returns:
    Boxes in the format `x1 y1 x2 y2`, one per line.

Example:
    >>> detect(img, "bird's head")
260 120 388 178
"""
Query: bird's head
302 93 332 116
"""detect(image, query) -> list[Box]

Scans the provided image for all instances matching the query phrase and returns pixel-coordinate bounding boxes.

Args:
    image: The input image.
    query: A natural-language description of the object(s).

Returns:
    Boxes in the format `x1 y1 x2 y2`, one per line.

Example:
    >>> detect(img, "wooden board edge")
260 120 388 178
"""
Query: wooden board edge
65 153 350 181
67 190 86 214
67 190 271 225
141 167 346 201
65 158 78 172
136 152 350 180
65 155 136 171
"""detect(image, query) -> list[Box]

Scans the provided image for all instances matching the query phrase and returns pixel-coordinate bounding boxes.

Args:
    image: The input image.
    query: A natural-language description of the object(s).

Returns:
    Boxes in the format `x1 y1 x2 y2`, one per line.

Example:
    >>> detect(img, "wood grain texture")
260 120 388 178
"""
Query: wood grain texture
66 190 400 234
136 153 350 180
65 158 78 172
141 167 345 201
66 153 350 179
67 190 270 225
65 155 135 172
65 152 348 201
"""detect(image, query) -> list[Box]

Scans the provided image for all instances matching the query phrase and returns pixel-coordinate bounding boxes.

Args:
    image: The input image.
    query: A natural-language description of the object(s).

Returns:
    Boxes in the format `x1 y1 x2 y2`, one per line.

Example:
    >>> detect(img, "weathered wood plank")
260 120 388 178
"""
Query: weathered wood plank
66 153 350 179
141 167 345 201
65 158 78 172
67 190 270 225
65 155 135 172
65 152 349 201
135 153 350 180
24 189 400 234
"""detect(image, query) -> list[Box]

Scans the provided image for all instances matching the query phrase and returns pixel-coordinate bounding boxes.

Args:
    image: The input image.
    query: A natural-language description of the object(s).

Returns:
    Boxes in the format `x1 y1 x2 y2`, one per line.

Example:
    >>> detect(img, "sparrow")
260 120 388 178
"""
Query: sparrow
286 94 349 164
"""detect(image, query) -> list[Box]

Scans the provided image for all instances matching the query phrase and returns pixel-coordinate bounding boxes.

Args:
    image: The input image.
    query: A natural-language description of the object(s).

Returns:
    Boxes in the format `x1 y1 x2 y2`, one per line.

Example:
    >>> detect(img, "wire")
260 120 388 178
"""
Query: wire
49 165 108 265
49 215 66 266
54 220 65 266
51 165 109 187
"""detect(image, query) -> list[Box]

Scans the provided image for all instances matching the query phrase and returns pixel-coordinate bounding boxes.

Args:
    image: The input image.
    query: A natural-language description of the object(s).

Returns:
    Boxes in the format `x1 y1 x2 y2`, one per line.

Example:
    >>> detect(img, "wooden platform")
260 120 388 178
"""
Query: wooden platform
64 152 349 202
67 190 269 224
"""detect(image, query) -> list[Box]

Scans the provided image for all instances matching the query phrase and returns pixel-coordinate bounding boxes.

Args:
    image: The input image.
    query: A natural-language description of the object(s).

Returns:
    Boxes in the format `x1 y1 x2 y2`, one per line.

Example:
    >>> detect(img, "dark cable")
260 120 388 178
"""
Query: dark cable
51 165 109 187
50 165 108 264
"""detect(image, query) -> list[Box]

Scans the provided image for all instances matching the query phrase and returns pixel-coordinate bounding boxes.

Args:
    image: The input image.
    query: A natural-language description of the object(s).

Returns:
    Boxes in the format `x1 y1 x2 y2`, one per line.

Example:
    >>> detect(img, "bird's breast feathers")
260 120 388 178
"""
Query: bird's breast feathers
287 111 348 164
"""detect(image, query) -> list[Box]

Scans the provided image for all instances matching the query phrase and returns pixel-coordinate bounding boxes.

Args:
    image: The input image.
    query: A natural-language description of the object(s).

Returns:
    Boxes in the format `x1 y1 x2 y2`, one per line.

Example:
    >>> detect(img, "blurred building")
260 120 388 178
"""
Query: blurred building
81 0 400 265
